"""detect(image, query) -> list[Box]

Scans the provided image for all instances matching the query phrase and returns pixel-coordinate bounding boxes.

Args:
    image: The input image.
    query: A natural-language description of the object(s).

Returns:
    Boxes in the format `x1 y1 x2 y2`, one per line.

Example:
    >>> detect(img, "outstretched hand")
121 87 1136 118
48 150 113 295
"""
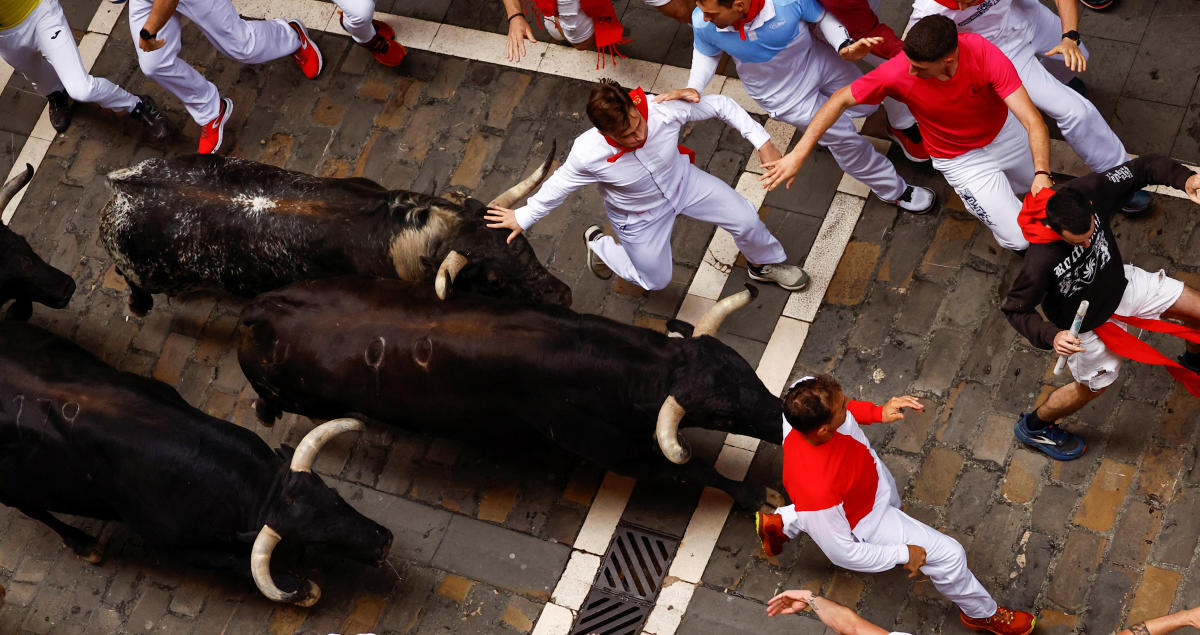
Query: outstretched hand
766 589 815 617
1043 38 1086 73
484 206 524 244
652 88 702 104
506 15 538 62
881 396 923 423
839 36 883 62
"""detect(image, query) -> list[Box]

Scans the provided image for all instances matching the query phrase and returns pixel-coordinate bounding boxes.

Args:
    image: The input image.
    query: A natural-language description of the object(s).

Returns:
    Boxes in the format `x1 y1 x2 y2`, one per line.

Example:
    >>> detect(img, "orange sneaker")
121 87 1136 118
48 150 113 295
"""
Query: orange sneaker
960 607 1036 635
755 511 789 557
287 19 324 79
197 97 232 155
361 20 406 67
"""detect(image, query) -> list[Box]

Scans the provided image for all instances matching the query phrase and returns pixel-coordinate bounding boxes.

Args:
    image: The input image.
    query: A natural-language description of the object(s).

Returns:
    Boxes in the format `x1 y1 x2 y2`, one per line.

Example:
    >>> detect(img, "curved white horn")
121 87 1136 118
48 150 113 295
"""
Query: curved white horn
691 284 758 338
291 418 364 473
1 163 33 209
434 250 469 300
487 140 557 209
655 395 691 465
250 525 321 606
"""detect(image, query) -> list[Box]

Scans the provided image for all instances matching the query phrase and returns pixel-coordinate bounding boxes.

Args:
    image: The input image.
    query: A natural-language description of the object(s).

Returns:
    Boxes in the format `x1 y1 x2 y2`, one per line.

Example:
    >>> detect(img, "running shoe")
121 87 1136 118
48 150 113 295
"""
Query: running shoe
960 607 1036 635
288 19 324 79
1014 412 1087 461
755 511 788 557
197 97 232 155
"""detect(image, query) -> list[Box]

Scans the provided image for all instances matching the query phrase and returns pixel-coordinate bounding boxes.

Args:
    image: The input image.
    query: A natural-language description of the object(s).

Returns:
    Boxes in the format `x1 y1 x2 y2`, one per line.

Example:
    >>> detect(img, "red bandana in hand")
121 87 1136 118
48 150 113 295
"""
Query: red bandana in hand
731 0 766 40
602 88 696 164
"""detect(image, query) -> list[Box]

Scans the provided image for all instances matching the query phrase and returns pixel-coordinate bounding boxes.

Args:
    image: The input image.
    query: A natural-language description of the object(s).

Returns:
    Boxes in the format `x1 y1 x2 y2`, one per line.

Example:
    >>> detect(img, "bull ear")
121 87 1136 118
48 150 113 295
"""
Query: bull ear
665 319 694 338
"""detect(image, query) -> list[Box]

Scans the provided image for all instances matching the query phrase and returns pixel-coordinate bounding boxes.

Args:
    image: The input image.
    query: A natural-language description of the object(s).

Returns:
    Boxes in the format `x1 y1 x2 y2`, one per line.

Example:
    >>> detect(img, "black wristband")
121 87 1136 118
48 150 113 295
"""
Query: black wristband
1062 29 1080 44
1035 170 1053 178
507 12 525 21
139 27 156 40
837 38 855 52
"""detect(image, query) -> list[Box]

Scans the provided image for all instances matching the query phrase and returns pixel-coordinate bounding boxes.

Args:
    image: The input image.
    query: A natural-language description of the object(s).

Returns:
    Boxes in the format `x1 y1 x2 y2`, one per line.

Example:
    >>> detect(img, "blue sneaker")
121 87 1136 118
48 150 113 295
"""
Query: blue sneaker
1014 412 1087 461
1121 190 1152 214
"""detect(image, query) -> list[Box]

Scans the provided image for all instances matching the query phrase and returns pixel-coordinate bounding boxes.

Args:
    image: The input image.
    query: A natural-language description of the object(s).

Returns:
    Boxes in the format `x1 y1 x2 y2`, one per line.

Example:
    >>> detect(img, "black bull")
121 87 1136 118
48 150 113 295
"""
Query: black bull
238 277 783 504
0 165 76 320
97 147 569 316
0 321 391 606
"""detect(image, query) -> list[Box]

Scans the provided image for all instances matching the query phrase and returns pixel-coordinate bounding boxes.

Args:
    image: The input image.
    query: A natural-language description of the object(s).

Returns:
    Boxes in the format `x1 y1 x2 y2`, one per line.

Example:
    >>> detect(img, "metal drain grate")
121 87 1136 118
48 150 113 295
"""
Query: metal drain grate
570 523 680 635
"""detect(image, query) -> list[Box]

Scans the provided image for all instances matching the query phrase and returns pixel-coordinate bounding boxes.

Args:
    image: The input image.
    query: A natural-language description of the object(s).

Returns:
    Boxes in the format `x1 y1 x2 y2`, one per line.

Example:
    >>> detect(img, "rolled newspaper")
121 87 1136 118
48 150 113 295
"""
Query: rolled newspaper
1053 300 1090 375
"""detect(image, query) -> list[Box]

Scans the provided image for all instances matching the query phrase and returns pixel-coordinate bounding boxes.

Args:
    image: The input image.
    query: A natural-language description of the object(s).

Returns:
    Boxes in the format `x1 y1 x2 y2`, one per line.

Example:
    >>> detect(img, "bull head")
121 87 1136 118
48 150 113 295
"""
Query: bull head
250 418 364 606
654 285 758 464
434 250 468 300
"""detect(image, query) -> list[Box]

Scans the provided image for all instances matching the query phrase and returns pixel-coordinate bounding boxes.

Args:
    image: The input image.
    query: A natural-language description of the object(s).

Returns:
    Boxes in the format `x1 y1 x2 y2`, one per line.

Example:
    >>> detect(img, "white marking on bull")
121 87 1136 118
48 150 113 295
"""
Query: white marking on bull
61 401 81 426
389 205 461 280
364 337 386 369
232 194 278 214
412 336 433 370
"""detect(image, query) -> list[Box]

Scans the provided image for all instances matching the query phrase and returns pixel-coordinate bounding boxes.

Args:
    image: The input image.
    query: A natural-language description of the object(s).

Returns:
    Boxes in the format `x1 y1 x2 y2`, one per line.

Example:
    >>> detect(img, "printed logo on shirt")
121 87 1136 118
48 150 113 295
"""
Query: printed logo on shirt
958 188 991 225
51 29 62 39
967 83 985 98
1105 165 1133 183
1052 214 1111 297
958 0 1002 27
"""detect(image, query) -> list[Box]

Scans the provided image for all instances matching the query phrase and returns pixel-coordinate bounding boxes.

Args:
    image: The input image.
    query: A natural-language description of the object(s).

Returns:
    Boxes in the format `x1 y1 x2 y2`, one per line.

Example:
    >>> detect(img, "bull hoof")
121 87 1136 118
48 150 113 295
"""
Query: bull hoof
69 541 104 564
127 295 151 318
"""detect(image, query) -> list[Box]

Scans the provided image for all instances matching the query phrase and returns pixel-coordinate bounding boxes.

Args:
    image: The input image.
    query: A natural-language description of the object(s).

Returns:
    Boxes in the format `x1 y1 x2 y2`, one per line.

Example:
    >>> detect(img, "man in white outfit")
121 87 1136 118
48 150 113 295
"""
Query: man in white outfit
130 0 324 154
485 79 809 292
756 376 1036 635
661 0 938 215
0 0 169 137
907 0 1148 211
335 1 405 66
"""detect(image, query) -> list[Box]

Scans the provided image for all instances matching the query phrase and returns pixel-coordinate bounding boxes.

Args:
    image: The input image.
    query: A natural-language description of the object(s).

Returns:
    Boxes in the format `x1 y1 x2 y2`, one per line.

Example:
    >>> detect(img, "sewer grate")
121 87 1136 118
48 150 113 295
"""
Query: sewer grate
570 523 680 635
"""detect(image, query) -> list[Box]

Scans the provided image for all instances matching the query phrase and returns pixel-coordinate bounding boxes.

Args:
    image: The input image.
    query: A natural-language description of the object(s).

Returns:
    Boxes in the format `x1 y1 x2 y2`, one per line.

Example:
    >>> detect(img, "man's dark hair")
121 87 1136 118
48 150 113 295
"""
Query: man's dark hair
904 15 959 62
587 79 635 134
1044 188 1094 235
782 375 842 433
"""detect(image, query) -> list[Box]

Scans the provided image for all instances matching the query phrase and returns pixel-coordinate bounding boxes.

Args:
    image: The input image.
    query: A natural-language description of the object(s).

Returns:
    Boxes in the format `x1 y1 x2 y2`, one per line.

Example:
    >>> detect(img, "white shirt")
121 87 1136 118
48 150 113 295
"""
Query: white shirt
908 0 1043 59
513 95 771 229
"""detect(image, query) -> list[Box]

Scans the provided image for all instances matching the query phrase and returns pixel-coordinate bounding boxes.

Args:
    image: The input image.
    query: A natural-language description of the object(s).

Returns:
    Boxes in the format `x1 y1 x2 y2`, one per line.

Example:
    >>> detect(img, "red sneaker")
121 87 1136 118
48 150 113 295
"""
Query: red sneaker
960 607 1036 635
887 124 931 163
755 511 789 557
361 20 406 67
197 97 232 154
287 19 324 79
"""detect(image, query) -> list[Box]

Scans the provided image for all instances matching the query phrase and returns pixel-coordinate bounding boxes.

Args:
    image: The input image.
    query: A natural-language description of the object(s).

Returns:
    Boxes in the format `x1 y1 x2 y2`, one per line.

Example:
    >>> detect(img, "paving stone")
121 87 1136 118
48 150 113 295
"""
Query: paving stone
1081 563 1138 635
946 469 1000 536
1152 486 1200 566
824 241 880 306
1126 565 1183 626
1001 530 1054 608
966 503 1024 581
1046 529 1107 610
936 382 991 448
919 217 976 281
1030 483 1079 541
1074 458 1136 532
935 267 997 330
430 515 570 600
889 397 936 454
913 329 970 395
1003 451 1048 505
911 447 963 507
679 585 825 634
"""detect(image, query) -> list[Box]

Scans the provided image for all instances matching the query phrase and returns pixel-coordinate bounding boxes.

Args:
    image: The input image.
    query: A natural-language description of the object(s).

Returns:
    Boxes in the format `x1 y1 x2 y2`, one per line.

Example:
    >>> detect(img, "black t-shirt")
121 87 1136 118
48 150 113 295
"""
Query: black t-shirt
1002 155 1195 349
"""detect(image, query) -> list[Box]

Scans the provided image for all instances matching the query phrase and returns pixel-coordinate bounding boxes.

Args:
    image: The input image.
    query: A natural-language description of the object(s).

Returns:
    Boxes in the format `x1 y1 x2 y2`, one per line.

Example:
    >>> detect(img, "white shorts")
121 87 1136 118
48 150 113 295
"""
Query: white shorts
546 0 668 44
1068 265 1185 390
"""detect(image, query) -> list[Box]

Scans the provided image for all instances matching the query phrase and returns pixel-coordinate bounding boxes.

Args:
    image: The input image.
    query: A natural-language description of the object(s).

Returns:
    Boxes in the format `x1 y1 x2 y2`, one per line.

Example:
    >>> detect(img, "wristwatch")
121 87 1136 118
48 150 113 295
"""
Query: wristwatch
139 27 156 41
837 38 855 53
1062 29 1080 44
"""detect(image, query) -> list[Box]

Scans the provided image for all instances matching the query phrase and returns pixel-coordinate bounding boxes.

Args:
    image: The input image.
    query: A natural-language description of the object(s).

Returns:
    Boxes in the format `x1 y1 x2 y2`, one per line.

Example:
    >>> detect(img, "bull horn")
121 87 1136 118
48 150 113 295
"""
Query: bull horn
1 164 33 210
290 418 364 473
691 284 758 338
486 140 557 209
251 525 321 606
434 250 468 300
655 395 691 464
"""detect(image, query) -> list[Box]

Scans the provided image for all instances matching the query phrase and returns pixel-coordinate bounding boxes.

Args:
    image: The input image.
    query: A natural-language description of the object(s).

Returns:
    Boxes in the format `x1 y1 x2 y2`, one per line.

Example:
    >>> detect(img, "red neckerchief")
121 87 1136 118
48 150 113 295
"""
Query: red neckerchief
731 0 766 40
1022 189 1200 396
602 88 696 164
527 0 630 68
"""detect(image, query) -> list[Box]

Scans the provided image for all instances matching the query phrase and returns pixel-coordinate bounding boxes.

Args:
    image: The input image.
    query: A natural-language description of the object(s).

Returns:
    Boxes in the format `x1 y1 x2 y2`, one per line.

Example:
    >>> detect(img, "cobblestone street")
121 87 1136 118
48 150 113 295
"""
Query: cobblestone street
1 0 1199 633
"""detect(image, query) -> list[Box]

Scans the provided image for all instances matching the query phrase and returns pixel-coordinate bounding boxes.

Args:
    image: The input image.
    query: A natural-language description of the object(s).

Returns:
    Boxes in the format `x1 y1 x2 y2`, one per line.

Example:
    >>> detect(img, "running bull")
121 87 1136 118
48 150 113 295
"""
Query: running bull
1 165 76 320
0 320 391 606
238 277 782 505
98 146 569 316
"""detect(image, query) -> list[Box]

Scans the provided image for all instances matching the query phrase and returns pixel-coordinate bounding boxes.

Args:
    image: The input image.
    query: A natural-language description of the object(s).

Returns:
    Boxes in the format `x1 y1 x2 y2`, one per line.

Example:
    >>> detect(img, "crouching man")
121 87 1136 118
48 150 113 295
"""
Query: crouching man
486 79 809 292
756 376 1036 635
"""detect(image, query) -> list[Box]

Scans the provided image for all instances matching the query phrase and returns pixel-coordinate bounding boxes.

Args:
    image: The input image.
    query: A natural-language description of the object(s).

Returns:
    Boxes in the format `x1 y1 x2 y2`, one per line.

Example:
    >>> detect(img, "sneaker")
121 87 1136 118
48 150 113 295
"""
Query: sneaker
1078 0 1113 8
748 263 810 292
886 124 930 163
1013 412 1087 461
1066 77 1087 98
881 185 938 215
47 90 73 133
288 19 324 79
197 97 233 155
1178 353 1200 374
755 511 788 557
1121 189 1152 214
960 607 1036 635
130 94 171 141
583 225 613 280
361 21 406 66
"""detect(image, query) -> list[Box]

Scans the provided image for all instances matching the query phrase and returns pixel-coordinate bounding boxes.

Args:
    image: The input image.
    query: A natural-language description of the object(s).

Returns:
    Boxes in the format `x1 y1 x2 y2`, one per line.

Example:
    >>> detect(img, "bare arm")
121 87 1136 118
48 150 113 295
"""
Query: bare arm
502 0 538 62
1003 86 1053 195
760 84 857 190
1115 607 1200 635
767 590 890 635
138 0 180 51
1043 0 1085 72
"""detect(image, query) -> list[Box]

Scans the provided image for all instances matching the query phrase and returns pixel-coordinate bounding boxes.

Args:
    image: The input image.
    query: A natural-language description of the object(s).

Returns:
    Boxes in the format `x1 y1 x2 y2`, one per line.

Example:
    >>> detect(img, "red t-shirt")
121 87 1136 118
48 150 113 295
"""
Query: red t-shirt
850 33 1023 159
782 401 882 529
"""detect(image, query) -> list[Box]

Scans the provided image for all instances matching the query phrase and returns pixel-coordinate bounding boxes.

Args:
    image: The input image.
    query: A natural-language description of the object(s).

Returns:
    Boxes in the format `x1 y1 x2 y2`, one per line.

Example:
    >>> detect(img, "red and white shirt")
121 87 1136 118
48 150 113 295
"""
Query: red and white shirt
781 400 909 572
849 33 1022 159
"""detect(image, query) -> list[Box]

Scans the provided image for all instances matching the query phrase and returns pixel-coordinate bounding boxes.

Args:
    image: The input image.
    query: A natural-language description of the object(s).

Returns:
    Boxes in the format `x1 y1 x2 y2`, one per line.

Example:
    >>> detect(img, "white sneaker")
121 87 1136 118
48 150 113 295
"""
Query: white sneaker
748 263 810 291
583 225 613 280
881 185 937 215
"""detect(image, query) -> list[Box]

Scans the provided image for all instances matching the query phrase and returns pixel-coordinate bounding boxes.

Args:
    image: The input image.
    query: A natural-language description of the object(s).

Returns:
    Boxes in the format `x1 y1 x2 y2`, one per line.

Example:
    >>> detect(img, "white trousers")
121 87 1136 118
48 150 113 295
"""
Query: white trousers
1011 5 1127 172
931 113 1033 251
774 53 907 202
591 166 788 291
0 0 138 111
129 0 299 124
334 0 378 43
778 503 998 619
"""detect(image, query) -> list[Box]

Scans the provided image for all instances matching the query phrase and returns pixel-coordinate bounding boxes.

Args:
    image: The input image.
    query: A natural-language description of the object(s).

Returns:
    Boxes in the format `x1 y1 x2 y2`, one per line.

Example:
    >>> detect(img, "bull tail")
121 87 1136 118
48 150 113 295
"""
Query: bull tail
486 139 557 209
1 164 33 210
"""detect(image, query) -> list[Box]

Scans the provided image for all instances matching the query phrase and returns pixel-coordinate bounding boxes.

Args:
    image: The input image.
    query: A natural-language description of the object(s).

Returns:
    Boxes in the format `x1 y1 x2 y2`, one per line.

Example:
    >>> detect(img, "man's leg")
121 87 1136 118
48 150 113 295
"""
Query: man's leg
129 0 221 126
335 0 379 43
1035 381 1107 421
930 126 1030 251
177 0 300 64
0 6 65 97
675 168 788 266
1162 285 1200 361
32 0 139 112
588 210 677 291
